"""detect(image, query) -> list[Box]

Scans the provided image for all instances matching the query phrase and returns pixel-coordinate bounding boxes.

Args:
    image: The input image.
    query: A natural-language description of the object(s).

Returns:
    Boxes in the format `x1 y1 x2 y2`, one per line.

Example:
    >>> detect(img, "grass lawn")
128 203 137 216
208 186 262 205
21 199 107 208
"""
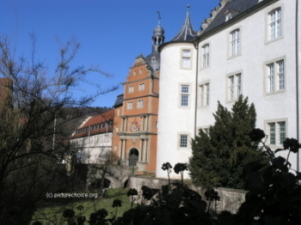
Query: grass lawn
32 188 133 225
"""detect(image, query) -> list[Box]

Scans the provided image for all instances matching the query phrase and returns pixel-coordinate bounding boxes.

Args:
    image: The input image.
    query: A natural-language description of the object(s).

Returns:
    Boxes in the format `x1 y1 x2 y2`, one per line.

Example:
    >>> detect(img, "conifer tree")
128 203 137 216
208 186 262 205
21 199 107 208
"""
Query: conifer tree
189 96 268 189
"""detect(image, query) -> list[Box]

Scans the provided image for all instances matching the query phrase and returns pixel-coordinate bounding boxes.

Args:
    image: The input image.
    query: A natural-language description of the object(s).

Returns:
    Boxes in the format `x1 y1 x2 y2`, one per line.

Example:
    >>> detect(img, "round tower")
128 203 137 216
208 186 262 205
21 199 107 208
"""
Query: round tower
156 6 197 179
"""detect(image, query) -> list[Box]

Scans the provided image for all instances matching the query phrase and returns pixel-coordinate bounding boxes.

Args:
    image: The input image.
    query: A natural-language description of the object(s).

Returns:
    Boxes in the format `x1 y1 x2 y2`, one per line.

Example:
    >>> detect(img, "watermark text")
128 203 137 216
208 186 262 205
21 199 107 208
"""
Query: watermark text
46 192 98 199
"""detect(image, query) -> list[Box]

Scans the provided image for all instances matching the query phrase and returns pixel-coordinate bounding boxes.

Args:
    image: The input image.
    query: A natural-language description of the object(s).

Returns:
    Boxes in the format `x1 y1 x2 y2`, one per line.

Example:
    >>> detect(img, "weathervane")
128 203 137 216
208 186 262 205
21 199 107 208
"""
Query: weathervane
156 11 161 25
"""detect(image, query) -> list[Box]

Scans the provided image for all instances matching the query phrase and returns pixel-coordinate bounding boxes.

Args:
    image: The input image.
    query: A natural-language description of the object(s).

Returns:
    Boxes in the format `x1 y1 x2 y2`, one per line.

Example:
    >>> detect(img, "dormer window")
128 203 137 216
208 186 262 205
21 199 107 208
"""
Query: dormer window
151 56 156 62
225 10 239 22
225 12 232 21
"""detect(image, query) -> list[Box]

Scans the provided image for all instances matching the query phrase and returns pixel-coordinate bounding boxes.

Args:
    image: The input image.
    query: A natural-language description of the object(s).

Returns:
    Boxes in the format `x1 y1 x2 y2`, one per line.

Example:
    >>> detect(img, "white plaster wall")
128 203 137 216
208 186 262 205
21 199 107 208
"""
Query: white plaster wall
70 132 112 164
197 0 300 170
156 42 197 178
298 0 301 170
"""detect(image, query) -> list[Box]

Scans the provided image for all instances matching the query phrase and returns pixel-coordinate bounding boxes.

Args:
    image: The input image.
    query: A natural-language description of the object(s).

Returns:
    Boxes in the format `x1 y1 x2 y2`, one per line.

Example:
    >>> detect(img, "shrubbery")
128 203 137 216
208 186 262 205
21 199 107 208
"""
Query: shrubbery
44 133 301 225
190 96 268 189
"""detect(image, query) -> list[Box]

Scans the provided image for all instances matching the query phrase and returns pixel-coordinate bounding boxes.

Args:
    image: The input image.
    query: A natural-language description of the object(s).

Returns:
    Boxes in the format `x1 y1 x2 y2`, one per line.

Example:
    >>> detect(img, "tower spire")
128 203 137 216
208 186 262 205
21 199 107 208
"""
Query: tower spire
170 5 196 42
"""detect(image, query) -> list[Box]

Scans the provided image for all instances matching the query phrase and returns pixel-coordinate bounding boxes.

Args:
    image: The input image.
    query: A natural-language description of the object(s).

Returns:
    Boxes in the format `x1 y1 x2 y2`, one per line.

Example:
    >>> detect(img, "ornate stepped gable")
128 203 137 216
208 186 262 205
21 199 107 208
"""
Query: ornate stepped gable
133 54 147 67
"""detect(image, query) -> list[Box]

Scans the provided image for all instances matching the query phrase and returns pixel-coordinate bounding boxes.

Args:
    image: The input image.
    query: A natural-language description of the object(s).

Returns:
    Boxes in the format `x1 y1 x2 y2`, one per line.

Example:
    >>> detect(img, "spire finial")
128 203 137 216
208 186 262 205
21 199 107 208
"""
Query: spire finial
156 11 161 25
186 4 191 15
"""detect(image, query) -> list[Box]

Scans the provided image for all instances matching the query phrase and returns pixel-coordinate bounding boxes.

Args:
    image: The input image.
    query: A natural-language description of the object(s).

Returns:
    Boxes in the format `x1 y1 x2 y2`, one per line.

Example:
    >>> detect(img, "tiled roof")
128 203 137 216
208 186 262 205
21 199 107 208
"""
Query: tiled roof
201 0 265 35
71 109 114 138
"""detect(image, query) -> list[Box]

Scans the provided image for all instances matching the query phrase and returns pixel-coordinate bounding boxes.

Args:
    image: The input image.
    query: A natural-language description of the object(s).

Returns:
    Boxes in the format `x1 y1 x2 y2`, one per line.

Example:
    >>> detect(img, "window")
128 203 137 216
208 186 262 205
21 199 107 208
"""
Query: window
127 101 133 110
268 8 281 40
179 134 188 148
227 73 242 101
199 83 210 107
202 44 210 68
180 85 190 107
182 49 191 69
230 29 240 56
266 59 285 93
267 121 286 146
128 86 134 93
137 99 144 108
139 83 145 91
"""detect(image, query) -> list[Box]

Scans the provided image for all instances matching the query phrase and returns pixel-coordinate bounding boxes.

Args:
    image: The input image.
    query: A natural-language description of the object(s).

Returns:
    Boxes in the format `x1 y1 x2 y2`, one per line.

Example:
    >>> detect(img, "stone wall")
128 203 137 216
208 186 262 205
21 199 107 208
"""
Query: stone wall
128 176 246 213
128 176 169 190
215 187 246 214
86 164 132 189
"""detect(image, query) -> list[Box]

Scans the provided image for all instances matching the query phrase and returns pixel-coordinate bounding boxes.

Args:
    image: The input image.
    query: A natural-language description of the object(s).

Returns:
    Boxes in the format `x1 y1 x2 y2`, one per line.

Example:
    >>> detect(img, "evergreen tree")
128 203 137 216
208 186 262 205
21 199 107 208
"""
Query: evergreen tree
189 96 268 189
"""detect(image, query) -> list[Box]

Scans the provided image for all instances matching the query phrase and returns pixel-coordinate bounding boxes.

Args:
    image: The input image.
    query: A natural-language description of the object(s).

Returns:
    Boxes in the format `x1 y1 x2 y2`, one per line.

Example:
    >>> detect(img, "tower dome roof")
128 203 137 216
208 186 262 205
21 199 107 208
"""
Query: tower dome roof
153 25 165 36
146 12 165 72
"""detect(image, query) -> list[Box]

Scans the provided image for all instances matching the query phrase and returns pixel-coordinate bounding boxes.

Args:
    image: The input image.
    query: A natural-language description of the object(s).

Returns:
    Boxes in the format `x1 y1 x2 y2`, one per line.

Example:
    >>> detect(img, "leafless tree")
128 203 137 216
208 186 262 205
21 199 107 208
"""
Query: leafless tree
0 35 118 224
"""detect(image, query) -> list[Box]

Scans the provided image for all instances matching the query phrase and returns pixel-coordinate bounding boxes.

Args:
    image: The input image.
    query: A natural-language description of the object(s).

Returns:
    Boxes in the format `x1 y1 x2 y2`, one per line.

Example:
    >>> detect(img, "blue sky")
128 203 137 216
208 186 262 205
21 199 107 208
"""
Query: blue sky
0 0 220 107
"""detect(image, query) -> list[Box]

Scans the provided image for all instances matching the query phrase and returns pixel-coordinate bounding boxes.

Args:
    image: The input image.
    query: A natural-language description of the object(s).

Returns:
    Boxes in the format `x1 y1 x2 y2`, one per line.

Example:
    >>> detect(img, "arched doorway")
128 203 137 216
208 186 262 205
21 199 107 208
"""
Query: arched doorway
129 148 139 166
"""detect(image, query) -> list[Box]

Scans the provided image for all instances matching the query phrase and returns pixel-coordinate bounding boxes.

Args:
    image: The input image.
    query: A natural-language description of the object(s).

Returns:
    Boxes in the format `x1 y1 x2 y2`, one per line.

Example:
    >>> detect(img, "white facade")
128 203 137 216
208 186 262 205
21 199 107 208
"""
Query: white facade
156 43 197 178
70 110 114 164
156 0 301 178
70 132 112 164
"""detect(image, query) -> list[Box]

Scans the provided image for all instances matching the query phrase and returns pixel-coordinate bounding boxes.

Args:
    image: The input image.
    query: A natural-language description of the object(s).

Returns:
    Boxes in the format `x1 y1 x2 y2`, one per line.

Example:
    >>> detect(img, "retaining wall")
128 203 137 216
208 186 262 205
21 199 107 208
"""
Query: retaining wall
128 176 246 213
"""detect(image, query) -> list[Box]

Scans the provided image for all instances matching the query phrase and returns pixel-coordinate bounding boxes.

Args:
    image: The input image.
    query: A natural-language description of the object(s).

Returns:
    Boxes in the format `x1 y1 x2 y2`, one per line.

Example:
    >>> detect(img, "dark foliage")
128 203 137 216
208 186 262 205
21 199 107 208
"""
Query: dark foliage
89 209 109 225
174 163 188 174
127 188 138 209
0 36 117 224
174 163 188 185
141 186 159 201
32 222 43 225
112 183 212 225
236 135 301 225
77 216 86 225
162 162 173 191
249 128 266 142
127 188 138 196
282 138 301 153
112 199 122 208
205 189 220 213
204 189 220 202
190 96 269 189
63 209 76 218
54 133 301 225
109 135 301 225
162 162 172 171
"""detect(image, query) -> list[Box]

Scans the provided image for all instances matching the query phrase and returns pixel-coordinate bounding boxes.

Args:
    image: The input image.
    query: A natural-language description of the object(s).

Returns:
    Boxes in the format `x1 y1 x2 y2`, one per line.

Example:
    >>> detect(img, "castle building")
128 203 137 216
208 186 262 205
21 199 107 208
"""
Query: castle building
111 21 164 175
70 109 114 164
156 0 301 178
